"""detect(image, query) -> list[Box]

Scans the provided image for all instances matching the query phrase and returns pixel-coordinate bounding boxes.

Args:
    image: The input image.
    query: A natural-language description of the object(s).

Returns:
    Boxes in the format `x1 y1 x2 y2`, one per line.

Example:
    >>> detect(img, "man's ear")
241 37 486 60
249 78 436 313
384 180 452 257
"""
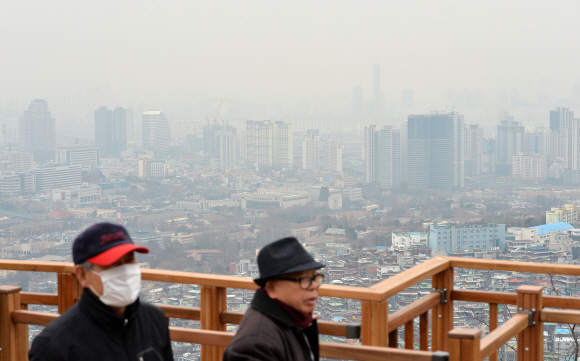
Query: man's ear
74 265 90 288
264 280 277 299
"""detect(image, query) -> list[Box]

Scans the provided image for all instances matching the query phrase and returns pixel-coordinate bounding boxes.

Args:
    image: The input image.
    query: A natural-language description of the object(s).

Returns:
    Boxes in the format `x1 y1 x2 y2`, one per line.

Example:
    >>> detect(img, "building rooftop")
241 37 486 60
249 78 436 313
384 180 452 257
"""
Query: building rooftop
529 222 573 236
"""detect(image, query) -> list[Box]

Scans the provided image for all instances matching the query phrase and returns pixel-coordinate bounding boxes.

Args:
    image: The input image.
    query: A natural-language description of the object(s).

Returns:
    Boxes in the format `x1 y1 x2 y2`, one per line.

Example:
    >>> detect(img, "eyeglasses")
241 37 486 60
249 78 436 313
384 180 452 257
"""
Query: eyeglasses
277 273 325 290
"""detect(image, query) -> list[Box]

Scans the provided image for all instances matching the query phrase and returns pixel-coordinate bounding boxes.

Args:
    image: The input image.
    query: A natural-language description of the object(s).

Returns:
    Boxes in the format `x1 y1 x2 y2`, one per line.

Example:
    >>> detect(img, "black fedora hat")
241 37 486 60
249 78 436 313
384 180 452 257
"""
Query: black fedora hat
254 237 325 287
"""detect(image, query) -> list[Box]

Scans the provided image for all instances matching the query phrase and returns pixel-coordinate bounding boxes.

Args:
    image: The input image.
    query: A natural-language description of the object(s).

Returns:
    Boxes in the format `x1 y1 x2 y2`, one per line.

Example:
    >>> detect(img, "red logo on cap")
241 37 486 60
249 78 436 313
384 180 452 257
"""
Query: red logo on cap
100 231 125 245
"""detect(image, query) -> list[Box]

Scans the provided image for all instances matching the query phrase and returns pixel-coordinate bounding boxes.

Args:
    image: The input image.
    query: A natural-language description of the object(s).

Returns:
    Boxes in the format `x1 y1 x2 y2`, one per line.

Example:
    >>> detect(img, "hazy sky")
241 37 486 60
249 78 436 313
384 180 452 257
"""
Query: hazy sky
2 0 580 111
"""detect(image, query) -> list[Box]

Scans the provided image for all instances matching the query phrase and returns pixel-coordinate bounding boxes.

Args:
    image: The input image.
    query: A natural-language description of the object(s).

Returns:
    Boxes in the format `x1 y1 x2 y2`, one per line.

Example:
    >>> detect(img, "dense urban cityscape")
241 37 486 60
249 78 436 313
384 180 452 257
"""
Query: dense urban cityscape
3 1 580 360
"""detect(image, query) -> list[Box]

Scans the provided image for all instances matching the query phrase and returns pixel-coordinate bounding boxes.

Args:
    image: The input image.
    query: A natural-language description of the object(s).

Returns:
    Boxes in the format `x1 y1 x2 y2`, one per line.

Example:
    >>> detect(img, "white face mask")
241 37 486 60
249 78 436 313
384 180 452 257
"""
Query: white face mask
89 263 142 308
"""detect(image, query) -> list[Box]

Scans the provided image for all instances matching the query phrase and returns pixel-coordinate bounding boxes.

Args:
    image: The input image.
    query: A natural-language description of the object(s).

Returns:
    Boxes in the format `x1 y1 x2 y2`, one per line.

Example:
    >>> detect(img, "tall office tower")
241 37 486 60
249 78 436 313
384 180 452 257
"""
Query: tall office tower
217 128 237 171
273 121 293 168
293 131 304 166
34 165 82 193
365 125 400 186
564 118 580 171
246 120 274 167
125 108 134 143
19 99 56 163
481 138 496 175
407 112 464 189
464 125 484 177
94 107 113 157
302 133 320 171
142 111 170 156
55 145 100 169
352 86 364 116
496 117 525 176
112 107 127 157
402 90 413 109
320 141 343 173
550 108 573 161
0 151 34 173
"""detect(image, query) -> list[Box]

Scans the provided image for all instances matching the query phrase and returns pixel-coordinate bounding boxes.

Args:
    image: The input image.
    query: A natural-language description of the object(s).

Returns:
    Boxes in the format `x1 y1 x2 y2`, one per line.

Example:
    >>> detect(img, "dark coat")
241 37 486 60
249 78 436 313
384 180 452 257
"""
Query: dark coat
223 290 319 361
29 288 173 361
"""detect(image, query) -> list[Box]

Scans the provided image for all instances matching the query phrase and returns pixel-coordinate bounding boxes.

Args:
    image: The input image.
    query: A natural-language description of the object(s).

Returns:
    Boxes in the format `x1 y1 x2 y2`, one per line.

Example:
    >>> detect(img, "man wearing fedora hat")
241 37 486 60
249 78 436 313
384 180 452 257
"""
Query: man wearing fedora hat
29 222 173 361
223 237 325 361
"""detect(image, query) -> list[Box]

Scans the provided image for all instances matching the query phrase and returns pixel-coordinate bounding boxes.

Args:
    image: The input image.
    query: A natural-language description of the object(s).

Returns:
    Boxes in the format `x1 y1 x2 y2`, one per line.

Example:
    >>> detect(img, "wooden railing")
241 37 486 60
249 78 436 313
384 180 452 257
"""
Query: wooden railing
2 256 580 360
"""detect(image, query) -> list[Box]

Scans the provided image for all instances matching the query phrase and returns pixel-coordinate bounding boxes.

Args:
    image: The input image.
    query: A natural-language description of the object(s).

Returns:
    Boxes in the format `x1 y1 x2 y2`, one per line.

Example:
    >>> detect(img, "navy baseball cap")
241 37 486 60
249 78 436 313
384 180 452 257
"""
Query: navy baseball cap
73 223 148 266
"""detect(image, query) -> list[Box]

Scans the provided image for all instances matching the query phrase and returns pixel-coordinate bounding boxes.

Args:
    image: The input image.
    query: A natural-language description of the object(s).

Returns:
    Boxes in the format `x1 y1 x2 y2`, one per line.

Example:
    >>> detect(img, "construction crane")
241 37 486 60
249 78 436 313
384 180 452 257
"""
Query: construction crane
206 99 224 127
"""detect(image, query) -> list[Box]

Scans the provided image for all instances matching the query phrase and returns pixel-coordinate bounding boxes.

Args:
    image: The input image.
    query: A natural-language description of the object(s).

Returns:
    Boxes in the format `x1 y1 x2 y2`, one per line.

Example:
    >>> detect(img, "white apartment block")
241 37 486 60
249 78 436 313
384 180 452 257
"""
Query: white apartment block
139 158 167 178
34 165 82 193
246 120 273 167
546 204 580 224
52 185 101 206
392 232 429 250
342 187 362 201
320 140 343 172
55 145 99 169
512 154 547 182
0 151 33 173
273 121 293 167
176 200 240 211
302 134 319 170
142 111 170 154
0 174 21 196
218 129 237 171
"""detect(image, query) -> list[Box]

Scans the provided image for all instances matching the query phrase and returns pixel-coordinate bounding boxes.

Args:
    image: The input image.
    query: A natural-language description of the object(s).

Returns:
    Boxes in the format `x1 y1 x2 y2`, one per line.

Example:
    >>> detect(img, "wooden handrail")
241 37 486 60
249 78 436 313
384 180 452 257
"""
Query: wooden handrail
0 260 74 273
541 309 580 324
479 313 528 360
388 292 440 333
12 310 58 327
319 342 447 361
448 257 580 276
21 292 58 306
451 290 517 305
370 257 450 301
157 304 201 320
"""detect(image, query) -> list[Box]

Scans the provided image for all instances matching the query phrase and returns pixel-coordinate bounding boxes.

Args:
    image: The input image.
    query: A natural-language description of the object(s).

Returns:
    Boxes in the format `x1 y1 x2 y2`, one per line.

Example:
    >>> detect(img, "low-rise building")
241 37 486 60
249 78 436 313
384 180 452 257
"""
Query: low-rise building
51 184 101 207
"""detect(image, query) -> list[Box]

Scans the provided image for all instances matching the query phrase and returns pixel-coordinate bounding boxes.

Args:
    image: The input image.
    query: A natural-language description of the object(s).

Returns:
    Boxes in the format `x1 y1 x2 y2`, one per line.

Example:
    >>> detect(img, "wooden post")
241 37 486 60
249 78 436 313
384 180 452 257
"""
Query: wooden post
57 273 81 314
0 286 25 361
448 328 481 361
419 312 428 350
489 303 498 361
404 320 414 349
431 267 454 351
19 304 29 361
200 286 226 361
516 286 543 361
361 299 389 347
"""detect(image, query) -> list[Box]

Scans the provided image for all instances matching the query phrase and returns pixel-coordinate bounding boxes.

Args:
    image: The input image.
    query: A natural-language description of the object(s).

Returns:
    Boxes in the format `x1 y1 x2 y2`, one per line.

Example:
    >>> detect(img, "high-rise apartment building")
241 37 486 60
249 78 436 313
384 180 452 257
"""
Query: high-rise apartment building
550 108 573 161
293 131 304 166
365 125 400 186
320 141 343 173
112 107 127 156
217 128 237 171
246 120 293 168
464 125 483 177
407 112 464 189
142 111 170 155
496 117 525 176
302 133 320 171
55 145 100 169
273 121 293 168
429 223 506 252
19 100 56 163
512 154 547 182
246 120 273 167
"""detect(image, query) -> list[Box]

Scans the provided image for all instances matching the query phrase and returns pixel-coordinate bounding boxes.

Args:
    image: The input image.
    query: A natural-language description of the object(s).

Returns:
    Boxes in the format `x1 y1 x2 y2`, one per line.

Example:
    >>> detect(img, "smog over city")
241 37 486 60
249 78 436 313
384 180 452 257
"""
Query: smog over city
1 1 580 360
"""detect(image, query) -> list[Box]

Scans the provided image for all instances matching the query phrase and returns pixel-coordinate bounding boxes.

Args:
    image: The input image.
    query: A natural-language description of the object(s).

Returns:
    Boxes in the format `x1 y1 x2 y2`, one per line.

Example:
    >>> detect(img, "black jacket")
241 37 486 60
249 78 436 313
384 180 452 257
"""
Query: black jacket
29 288 173 361
223 290 319 361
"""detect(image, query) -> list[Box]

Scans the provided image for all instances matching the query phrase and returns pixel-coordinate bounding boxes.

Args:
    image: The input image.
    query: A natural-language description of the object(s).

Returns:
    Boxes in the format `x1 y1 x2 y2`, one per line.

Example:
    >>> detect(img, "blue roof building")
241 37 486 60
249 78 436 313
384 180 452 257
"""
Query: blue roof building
529 222 573 236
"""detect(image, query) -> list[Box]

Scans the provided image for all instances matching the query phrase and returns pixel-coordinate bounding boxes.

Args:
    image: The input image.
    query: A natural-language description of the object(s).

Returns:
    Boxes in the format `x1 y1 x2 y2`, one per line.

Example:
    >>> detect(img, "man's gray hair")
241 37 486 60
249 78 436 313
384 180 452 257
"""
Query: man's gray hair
80 261 93 271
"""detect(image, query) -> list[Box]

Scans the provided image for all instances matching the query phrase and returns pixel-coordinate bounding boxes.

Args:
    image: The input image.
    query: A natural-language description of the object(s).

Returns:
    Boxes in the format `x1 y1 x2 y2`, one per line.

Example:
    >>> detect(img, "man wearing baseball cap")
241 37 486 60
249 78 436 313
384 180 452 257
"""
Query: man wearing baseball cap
223 237 325 361
29 222 173 361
